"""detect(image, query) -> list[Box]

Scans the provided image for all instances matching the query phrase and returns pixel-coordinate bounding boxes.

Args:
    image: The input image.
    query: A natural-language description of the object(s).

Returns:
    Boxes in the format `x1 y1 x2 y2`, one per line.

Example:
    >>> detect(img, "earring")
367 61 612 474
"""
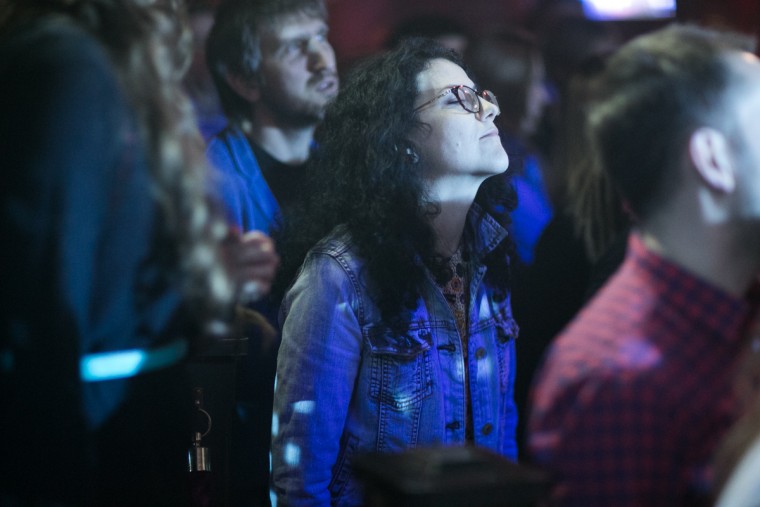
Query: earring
405 147 419 164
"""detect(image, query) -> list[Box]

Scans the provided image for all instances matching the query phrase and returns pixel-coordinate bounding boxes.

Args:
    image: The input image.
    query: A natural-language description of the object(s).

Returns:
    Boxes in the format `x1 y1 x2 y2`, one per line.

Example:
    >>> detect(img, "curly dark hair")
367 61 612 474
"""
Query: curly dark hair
275 37 515 326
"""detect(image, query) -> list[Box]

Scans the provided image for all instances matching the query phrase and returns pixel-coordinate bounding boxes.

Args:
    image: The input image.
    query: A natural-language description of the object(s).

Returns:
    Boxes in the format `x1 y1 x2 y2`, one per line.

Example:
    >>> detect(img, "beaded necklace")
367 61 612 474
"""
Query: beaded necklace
437 247 474 441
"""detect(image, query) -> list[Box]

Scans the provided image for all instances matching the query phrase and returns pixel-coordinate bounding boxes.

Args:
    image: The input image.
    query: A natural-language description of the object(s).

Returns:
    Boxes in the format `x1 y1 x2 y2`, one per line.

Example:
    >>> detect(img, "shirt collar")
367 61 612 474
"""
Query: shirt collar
628 232 755 345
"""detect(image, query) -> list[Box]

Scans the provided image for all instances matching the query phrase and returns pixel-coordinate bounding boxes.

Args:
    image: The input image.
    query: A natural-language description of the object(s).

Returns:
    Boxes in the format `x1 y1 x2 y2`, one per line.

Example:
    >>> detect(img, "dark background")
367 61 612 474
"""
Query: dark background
327 0 760 68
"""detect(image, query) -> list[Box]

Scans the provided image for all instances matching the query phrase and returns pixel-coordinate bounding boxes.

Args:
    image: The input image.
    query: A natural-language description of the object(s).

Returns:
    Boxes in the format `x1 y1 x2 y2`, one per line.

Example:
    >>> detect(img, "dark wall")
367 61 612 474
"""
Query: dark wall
327 0 760 69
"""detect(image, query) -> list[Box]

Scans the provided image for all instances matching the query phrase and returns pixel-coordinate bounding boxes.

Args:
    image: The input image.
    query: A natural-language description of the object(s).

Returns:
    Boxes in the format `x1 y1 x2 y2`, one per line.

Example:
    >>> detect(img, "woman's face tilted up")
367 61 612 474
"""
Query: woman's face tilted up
410 58 510 182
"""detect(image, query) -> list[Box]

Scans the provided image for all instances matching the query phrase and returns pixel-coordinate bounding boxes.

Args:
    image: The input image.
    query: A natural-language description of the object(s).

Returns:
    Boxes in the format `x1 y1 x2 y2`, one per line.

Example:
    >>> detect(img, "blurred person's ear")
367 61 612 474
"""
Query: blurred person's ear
690 127 735 193
225 73 261 103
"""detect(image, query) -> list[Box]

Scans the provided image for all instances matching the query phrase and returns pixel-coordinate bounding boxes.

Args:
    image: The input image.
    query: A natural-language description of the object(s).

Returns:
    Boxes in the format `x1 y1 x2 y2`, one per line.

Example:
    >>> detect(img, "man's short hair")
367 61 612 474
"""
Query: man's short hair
588 24 756 221
206 0 327 125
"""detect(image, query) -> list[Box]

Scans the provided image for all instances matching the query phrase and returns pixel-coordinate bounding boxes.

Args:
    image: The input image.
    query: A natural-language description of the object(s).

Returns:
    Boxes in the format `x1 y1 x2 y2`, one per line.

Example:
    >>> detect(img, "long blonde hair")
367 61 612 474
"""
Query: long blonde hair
4 0 235 331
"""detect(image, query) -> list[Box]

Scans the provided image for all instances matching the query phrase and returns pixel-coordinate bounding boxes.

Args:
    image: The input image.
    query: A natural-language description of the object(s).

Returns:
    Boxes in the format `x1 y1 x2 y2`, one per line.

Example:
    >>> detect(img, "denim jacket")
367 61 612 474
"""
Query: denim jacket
271 205 519 506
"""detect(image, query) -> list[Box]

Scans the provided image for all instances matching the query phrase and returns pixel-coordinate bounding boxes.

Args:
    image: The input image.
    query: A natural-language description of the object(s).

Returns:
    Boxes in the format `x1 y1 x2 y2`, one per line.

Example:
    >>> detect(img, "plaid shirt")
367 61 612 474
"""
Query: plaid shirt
528 233 757 507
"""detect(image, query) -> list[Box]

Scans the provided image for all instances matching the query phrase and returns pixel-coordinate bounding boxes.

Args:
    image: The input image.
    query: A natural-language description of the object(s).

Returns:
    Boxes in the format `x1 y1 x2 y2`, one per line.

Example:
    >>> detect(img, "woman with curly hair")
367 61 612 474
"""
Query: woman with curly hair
271 37 517 506
0 0 278 505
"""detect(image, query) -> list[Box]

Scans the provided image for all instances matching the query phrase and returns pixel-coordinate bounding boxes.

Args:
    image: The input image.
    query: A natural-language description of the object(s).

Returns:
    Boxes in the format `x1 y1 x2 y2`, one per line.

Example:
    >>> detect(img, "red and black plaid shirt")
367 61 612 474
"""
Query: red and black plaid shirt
528 233 757 507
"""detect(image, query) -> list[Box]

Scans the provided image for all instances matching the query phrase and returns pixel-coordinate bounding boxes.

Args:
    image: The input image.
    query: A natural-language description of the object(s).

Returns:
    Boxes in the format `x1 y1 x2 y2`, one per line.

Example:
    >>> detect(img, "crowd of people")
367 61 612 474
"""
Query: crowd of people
2 0 760 506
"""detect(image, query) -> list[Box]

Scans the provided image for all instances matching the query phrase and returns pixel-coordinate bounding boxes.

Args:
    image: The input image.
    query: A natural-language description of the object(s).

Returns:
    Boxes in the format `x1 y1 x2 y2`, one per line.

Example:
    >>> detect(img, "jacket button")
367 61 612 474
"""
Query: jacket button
445 421 461 430
481 423 493 435
475 347 486 359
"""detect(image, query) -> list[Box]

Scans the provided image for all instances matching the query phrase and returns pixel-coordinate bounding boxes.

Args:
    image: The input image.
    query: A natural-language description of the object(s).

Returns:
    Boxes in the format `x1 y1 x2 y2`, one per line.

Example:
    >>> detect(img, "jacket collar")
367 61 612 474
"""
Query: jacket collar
467 202 509 261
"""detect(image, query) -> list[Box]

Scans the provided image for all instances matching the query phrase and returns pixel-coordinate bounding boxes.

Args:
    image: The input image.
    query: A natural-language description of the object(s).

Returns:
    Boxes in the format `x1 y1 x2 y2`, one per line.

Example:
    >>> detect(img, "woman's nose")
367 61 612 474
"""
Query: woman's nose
479 97 500 121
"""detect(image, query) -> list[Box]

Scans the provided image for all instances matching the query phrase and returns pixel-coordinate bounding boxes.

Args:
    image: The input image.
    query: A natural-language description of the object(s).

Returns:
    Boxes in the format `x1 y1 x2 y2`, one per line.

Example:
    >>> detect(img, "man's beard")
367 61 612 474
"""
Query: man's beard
258 83 333 128
269 97 326 127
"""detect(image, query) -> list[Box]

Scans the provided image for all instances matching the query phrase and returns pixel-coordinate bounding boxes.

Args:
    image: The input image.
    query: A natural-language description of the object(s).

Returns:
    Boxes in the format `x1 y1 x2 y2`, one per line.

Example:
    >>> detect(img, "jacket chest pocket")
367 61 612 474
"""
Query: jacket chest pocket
364 325 434 411
495 317 519 393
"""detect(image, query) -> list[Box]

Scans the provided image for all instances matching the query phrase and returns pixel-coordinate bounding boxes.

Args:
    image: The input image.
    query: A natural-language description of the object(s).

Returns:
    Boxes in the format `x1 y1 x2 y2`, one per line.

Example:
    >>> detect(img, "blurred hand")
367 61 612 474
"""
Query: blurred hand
231 230 280 304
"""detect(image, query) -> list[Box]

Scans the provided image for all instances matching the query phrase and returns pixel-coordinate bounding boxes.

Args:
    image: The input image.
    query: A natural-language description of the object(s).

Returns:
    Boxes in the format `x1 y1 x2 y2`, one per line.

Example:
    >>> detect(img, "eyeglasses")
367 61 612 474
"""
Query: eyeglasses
414 85 500 115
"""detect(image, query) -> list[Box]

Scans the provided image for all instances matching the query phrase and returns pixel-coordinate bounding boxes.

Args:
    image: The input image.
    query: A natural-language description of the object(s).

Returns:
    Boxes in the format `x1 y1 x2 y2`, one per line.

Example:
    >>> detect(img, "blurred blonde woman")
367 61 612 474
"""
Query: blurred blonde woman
0 1 277 505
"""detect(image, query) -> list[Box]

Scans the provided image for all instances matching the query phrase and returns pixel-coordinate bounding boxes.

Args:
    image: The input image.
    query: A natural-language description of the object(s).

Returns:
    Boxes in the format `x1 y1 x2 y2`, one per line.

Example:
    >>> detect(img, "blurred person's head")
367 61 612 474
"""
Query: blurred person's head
589 24 758 225
540 16 620 93
466 28 551 138
206 0 338 129
386 14 471 55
